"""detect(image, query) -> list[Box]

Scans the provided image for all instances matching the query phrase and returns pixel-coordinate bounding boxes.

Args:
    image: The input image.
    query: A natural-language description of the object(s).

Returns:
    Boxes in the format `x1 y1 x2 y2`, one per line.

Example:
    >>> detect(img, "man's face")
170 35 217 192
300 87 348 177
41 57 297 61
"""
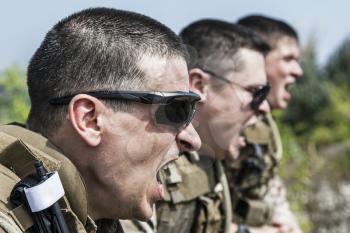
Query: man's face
265 36 303 109
94 56 201 220
201 48 269 159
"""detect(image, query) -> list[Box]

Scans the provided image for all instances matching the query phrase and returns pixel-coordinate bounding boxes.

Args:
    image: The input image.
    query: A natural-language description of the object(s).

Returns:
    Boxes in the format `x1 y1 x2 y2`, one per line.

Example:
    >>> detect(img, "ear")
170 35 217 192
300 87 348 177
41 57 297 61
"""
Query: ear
68 94 103 147
189 68 210 102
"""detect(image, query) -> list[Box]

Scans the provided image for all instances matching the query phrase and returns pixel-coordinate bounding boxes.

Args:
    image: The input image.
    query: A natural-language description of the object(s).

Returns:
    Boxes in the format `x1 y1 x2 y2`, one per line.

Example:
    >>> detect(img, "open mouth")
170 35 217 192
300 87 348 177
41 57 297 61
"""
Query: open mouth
237 136 247 148
156 170 162 184
285 82 294 91
156 157 177 185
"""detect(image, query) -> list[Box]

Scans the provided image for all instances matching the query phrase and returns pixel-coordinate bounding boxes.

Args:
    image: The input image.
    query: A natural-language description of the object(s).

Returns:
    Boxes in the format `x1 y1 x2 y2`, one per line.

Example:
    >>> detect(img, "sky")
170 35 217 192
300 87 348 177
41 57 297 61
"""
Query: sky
1 0 349 72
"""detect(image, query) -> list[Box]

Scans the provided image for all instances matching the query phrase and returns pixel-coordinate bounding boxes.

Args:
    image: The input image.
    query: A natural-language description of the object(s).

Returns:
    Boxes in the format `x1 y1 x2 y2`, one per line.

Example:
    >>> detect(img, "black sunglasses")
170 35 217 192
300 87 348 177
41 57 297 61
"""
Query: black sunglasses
50 91 201 131
202 69 270 112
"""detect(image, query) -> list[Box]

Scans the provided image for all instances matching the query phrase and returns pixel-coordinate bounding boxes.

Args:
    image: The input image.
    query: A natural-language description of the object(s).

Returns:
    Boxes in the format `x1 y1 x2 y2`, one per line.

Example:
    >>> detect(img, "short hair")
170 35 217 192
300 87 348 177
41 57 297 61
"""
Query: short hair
237 15 299 47
27 7 188 137
179 19 270 76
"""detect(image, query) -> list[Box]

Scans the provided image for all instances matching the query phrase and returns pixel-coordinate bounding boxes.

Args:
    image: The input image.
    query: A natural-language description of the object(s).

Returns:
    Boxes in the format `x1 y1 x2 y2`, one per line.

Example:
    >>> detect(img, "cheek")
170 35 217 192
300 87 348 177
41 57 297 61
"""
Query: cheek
210 90 239 113
276 62 291 79
208 107 246 137
125 129 174 165
209 90 251 126
267 60 285 80
119 133 175 193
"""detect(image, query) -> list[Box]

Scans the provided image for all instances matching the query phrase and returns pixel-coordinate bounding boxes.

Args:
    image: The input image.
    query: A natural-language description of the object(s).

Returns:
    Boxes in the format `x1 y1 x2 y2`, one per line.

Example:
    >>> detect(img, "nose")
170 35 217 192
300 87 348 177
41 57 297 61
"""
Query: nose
176 123 201 152
257 99 270 115
292 61 303 78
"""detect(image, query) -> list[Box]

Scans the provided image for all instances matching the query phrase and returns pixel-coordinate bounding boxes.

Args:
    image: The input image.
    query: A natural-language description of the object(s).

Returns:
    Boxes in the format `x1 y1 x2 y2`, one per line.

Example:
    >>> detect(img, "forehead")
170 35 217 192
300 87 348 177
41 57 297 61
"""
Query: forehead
272 36 300 58
228 48 267 86
138 55 189 92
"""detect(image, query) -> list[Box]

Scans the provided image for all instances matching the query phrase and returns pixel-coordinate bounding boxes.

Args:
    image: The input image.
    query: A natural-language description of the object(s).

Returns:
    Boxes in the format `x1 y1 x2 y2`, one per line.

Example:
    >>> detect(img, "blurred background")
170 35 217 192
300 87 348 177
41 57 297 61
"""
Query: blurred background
1 1 349 232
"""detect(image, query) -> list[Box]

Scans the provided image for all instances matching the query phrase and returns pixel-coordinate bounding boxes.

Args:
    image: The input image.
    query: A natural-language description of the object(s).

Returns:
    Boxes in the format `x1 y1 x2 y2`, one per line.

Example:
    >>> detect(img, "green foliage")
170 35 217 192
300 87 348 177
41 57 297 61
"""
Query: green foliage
0 66 30 124
276 116 313 232
325 37 350 87
309 84 350 145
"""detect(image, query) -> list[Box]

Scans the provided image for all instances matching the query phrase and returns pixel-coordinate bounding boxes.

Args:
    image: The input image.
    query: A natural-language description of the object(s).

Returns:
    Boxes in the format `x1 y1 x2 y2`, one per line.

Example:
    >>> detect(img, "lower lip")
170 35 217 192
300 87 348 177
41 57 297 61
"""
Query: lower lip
237 136 246 148
283 90 291 100
155 182 164 200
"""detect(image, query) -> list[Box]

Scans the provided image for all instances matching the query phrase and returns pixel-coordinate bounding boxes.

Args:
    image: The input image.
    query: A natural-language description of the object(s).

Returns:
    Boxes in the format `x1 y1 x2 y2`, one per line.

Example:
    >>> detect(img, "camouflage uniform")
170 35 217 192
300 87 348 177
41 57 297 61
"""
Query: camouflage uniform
119 113 300 233
156 152 232 233
119 207 157 233
0 124 124 233
224 113 300 229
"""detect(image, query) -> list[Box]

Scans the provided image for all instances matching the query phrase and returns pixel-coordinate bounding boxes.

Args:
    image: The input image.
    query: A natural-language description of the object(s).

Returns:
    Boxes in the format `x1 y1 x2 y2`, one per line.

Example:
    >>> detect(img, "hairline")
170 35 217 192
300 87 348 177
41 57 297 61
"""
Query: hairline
267 34 299 50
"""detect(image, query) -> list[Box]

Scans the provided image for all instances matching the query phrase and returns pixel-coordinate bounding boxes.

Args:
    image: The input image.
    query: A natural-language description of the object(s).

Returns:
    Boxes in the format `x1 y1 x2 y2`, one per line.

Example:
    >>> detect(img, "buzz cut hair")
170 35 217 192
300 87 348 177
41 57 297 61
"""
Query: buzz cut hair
179 19 270 75
237 14 299 47
27 7 188 137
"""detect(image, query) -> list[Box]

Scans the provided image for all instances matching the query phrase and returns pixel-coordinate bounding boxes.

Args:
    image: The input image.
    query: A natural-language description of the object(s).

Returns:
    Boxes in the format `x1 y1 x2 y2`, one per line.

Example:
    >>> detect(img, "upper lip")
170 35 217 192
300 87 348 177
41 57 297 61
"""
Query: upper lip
285 79 296 89
243 114 258 128
160 154 178 169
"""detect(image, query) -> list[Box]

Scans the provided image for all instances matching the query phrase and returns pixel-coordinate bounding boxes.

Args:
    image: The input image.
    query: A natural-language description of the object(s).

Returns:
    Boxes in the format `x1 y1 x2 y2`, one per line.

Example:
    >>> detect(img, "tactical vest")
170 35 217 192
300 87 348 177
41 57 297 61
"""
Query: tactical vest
225 113 282 226
119 219 156 233
156 152 232 233
0 125 123 233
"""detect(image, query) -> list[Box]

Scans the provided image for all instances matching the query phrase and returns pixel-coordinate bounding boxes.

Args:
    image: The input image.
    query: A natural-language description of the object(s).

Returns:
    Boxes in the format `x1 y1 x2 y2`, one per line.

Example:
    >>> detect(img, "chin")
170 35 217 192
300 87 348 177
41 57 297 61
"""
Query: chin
136 207 153 221
227 145 240 161
134 197 154 221
278 100 288 109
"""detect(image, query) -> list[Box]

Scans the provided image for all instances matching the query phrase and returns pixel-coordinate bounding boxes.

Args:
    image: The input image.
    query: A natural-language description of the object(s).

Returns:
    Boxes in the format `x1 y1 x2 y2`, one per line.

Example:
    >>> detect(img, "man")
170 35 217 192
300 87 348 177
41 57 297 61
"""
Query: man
153 19 270 233
225 15 304 233
0 7 201 233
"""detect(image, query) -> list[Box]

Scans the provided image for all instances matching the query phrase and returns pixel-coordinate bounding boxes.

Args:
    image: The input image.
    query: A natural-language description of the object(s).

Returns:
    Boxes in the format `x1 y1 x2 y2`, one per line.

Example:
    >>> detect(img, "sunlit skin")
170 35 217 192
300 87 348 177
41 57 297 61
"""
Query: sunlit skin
50 56 201 221
265 36 303 109
190 48 270 160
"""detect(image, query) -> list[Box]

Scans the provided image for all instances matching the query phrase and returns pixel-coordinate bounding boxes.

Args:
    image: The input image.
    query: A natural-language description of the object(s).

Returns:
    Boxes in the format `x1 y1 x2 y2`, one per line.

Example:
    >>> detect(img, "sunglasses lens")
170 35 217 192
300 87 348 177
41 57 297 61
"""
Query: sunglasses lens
155 99 195 130
251 85 270 111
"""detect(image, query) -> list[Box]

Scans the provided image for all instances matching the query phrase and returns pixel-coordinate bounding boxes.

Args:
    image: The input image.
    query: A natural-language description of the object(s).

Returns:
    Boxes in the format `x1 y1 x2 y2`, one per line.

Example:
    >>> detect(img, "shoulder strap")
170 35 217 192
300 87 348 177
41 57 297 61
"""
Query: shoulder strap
0 164 33 232
215 161 232 233
266 113 283 161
